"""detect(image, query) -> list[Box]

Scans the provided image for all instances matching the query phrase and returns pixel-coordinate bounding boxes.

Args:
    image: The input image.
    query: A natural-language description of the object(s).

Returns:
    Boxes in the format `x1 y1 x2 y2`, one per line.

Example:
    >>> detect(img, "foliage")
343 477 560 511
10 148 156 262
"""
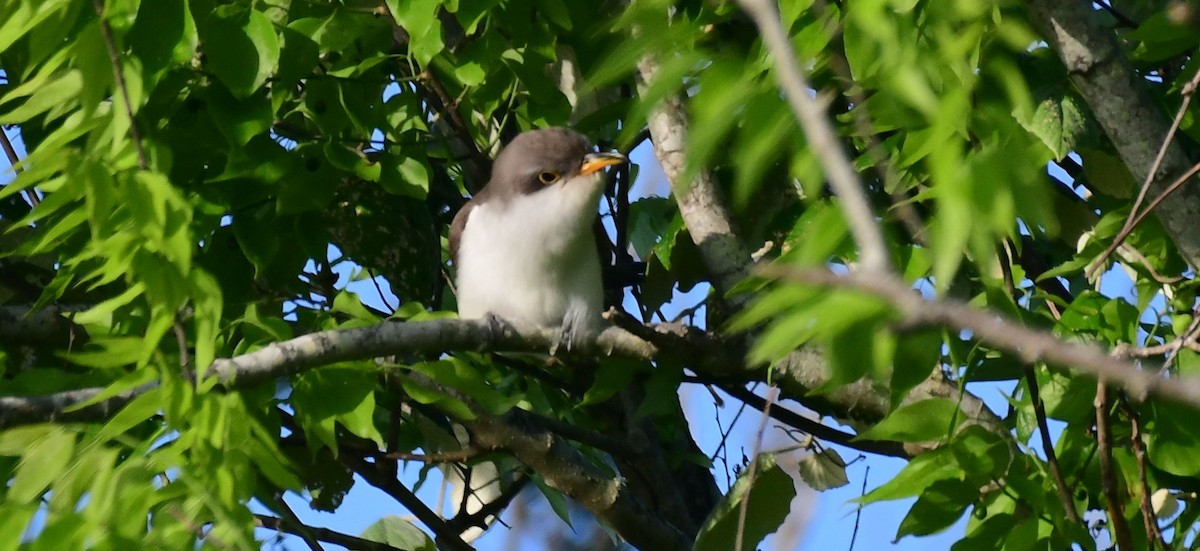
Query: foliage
2 0 1200 549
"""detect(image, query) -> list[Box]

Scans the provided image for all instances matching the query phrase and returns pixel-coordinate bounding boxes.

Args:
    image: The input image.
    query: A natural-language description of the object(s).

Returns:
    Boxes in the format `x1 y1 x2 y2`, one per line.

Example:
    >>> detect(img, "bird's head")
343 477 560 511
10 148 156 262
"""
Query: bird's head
488 128 627 196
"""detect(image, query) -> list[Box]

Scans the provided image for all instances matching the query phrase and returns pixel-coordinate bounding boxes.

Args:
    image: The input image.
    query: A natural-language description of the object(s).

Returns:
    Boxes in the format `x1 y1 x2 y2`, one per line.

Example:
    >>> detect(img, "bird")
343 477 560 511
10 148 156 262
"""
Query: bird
444 127 626 540
451 127 627 344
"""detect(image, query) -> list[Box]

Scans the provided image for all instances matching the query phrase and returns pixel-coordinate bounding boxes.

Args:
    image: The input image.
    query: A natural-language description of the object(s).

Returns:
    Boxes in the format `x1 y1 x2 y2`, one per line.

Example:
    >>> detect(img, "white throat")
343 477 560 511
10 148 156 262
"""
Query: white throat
455 173 605 329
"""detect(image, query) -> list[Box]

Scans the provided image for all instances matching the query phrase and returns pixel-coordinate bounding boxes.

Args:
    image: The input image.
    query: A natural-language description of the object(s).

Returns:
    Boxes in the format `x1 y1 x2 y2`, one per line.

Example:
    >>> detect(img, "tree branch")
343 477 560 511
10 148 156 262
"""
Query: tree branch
0 305 89 349
764 266 1200 409
634 52 754 305
1095 381 1134 549
1025 0 1200 269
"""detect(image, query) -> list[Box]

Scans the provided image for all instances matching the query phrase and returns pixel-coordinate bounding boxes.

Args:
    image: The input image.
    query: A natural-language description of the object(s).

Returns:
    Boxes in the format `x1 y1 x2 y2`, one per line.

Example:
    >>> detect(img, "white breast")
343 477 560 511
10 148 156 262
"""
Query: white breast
455 174 605 329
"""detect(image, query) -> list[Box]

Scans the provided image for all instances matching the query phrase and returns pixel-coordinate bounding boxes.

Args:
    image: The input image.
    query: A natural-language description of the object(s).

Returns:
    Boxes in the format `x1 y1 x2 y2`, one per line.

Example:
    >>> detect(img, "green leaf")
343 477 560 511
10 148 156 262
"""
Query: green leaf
0 69 82 124
857 398 962 443
1147 400 1200 477
952 513 1017 551
896 478 976 538
9 428 75 503
203 8 280 98
360 516 435 551
532 475 575 529
129 0 198 76
694 453 796 551
207 84 272 146
1014 93 1089 160
891 329 942 406
0 0 70 53
292 366 384 454
580 358 642 406
626 197 675 259
949 425 1010 485
797 448 849 491
387 0 445 66
0 503 38 549
380 154 431 198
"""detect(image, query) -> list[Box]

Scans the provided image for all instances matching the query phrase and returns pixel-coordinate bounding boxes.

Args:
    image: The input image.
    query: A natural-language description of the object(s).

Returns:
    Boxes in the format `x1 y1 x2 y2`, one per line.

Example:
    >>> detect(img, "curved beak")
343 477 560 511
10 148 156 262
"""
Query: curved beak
579 151 627 176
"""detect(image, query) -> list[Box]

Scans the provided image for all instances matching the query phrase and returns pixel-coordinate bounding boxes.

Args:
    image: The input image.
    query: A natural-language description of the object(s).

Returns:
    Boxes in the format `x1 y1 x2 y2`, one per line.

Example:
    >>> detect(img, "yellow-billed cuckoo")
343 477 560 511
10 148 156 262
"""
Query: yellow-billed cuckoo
451 127 626 340
445 127 626 540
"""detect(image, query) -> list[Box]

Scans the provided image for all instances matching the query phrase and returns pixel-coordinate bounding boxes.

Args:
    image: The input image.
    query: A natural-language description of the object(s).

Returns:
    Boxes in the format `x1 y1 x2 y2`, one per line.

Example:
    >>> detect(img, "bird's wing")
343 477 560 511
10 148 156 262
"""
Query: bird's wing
448 199 477 265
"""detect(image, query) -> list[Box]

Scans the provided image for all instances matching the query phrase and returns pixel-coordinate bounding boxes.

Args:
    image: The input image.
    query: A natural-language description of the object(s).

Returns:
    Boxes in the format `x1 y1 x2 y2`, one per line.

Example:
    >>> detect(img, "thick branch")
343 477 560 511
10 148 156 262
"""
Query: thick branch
634 52 754 305
1025 0 1200 268
0 305 89 348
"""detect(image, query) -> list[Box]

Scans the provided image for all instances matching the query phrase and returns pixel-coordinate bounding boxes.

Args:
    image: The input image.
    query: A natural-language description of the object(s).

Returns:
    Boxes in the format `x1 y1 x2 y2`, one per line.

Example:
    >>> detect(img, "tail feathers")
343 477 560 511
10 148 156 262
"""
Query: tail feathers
445 461 505 542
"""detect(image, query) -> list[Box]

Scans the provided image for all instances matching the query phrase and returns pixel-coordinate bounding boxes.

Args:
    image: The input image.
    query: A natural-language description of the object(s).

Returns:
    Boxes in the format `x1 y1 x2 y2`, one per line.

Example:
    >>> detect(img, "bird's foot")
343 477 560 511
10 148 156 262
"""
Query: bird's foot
551 305 596 355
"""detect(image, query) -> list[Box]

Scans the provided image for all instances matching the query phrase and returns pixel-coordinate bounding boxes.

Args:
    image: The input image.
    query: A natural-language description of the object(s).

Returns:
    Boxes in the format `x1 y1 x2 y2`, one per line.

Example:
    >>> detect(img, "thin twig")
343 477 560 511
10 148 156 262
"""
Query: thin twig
0 127 38 206
722 384 908 458
386 448 483 463
173 317 193 384
1120 396 1169 548
735 385 778 551
255 515 405 551
1026 368 1081 524
366 269 397 314
273 496 324 551
737 0 891 273
92 0 147 169
1162 305 1200 374
1118 339 1200 358
1094 0 1141 28
1089 69 1200 278
1095 380 1135 550
849 465 869 551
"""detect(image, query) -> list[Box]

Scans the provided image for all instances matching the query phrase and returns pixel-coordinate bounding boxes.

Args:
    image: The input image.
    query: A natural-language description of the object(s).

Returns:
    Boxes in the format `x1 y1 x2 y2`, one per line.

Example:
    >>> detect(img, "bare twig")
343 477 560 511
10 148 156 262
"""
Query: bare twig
735 386 778 551
1095 380 1134 550
366 270 397 314
1120 397 1168 548
386 448 484 463
0 127 38 206
737 0 890 273
1094 0 1140 28
1092 159 1200 278
1027 369 1082 524
334 438 475 551
849 465 869 551
1111 63 1200 259
1116 339 1200 359
272 496 324 551
92 0 147 169
721 384 908 458
173 318 193 383
1162 306 1200 373
255 515 405 551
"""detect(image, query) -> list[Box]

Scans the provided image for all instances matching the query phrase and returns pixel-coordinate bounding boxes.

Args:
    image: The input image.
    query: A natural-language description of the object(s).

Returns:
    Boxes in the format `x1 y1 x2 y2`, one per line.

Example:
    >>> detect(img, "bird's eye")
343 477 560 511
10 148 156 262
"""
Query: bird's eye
537 171 560 184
